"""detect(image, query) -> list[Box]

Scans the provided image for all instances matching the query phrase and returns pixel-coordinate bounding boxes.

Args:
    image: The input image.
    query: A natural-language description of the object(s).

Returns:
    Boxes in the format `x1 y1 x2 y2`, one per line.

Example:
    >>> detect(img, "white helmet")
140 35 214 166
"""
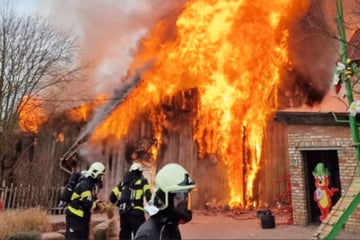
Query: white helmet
130 162 142 172
151 163 195 210
87 162 106 179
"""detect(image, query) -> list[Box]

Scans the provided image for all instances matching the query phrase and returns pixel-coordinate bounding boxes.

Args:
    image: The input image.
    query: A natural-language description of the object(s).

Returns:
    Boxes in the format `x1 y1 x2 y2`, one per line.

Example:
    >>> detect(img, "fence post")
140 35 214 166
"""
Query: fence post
10 183 16 209
0 181 4 211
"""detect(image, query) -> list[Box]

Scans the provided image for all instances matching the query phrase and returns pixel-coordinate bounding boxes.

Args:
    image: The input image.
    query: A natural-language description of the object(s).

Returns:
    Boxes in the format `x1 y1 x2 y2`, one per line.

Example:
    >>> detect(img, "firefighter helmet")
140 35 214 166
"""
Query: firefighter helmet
88 162 106 179
130 162 142 172
151 163 195 210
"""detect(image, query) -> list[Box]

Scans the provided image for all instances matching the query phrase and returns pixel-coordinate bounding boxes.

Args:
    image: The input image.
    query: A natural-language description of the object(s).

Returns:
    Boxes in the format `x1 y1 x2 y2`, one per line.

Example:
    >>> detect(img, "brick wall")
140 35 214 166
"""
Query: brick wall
288 124 360 232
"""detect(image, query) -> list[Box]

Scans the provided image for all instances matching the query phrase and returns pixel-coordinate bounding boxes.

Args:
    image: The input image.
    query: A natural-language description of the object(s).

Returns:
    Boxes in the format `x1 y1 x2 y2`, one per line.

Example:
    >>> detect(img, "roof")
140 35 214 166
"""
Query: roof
274 111 354 126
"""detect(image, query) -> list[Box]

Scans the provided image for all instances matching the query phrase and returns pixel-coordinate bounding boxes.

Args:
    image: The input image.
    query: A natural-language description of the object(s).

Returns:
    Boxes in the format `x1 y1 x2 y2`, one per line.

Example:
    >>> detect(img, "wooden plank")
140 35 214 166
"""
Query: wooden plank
349 180 360 185
327 214 339 225
345 186 358 191
347 187 360 193
348 183 360 189
315 212 341 236
338 200 352 209
318 225 334 237
332 201 341 208
328 219 339 225
331 210 344 218
348 192 360 197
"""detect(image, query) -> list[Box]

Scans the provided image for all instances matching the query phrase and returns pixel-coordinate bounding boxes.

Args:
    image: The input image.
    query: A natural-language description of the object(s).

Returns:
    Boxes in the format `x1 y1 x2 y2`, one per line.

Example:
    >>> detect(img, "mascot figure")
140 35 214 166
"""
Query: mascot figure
313 163 339 221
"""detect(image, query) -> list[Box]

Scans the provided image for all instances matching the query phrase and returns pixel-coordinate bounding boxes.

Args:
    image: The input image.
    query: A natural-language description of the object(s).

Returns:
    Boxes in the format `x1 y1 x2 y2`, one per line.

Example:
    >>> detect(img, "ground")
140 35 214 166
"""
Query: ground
49 210 360 239
180 210 360 239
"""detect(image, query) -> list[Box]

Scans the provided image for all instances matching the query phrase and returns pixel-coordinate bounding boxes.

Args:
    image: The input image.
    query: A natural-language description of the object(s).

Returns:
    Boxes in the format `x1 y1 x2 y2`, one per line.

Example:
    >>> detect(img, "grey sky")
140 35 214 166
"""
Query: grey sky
2 0 38 15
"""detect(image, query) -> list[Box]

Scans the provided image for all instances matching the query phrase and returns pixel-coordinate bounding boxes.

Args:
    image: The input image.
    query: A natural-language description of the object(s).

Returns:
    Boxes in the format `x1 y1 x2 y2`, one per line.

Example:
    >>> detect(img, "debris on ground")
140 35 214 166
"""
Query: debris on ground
199 199 293 224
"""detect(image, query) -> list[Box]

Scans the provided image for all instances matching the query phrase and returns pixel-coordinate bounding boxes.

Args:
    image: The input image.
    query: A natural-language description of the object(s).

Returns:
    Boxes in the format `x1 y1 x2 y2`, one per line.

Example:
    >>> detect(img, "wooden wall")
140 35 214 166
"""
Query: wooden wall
94 116 290 209
16 111 291 210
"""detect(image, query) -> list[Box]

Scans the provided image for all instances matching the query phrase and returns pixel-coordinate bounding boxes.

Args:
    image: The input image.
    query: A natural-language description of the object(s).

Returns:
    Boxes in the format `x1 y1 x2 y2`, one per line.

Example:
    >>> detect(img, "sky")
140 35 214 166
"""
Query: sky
6 0 140 17
0 0 180 105
3 0 39 15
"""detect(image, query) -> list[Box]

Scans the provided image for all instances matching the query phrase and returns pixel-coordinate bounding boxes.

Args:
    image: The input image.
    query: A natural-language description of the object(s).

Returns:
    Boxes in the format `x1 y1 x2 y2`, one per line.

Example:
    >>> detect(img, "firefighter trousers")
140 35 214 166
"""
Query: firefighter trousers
65 212 91 240
119 209 146 240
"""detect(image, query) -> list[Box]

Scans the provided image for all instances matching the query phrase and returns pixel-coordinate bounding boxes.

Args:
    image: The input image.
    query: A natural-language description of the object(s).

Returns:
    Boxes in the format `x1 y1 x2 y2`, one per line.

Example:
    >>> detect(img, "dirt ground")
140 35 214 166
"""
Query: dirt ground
180 210 360 239
49 210 360 239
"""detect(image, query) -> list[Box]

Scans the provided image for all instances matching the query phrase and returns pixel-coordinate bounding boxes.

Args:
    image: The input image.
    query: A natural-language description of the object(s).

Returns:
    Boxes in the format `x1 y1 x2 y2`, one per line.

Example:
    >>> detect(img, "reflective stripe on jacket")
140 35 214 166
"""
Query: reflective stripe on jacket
109 173 151 210
68 177 96 218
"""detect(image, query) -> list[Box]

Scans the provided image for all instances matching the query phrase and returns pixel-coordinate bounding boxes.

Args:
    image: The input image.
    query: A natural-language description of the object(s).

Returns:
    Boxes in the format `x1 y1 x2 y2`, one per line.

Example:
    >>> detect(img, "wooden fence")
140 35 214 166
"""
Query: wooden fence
0 183 65 214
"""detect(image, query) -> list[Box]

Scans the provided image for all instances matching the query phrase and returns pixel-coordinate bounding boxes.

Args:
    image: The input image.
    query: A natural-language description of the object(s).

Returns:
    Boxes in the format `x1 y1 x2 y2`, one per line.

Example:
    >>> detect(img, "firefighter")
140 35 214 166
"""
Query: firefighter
58 159 84 208
109 162 152 240
65 161 106 240
134 163 196 240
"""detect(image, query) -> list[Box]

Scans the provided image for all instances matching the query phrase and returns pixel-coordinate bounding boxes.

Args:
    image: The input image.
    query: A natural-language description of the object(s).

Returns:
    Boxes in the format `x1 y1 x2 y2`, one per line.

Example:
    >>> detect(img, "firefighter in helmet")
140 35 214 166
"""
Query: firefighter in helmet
65 161 106 240
134 163 196 240
110 161 152 240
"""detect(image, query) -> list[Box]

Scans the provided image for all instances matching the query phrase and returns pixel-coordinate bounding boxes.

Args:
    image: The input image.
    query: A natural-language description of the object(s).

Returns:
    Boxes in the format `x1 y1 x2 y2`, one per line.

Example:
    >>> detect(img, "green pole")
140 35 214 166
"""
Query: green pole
324 3 360 239
336 0 360 176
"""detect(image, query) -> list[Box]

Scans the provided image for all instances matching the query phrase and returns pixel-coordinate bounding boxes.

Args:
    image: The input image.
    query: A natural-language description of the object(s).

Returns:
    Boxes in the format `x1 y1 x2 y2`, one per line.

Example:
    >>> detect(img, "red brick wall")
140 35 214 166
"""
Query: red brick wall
287 124 360 232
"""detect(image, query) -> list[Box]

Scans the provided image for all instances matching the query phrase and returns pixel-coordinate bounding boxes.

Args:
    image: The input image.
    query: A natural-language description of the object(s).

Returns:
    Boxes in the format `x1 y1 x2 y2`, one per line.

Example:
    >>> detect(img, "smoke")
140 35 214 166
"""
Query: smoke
279 0 337 108
35 0 360 111
36 0 360 109
280 0 360 109
37 0 360 162
76 60 154 147
39 0 186 96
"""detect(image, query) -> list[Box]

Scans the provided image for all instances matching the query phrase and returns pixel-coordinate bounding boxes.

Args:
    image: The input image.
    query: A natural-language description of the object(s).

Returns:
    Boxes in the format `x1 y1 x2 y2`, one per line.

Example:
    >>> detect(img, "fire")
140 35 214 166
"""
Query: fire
18 95 46 133
56 132 65 142
90 0 310 207
67 95 107 122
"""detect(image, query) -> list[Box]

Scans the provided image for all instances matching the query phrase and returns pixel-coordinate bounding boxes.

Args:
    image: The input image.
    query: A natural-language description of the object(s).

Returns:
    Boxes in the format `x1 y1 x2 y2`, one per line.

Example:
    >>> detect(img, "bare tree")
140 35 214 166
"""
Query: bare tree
0 2 82 180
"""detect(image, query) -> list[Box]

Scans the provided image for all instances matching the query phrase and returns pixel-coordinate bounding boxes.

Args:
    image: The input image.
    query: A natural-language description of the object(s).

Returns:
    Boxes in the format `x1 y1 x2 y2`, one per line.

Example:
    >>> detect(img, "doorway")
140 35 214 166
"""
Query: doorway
303 150 341 224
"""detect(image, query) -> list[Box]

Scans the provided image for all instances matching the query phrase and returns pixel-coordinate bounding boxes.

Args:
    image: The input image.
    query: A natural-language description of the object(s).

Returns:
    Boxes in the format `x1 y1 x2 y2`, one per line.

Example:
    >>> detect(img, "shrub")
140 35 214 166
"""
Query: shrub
0 208 51 239
6 230 41 240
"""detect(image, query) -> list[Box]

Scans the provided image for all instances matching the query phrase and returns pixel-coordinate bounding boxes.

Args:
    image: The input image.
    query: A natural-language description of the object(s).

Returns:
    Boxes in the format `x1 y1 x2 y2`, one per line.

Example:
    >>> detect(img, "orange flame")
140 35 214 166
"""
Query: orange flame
89 0 310 207
67 95 107 122
18 96 46 133
56 132 65 142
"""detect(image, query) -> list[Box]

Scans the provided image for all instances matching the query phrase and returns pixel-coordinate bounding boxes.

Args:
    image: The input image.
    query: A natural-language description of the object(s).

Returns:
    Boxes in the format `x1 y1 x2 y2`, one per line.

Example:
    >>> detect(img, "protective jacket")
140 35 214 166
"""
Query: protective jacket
110 170 151 240
65 176 98 240
134 212 181 240
67 176 98 218
109 171 151 212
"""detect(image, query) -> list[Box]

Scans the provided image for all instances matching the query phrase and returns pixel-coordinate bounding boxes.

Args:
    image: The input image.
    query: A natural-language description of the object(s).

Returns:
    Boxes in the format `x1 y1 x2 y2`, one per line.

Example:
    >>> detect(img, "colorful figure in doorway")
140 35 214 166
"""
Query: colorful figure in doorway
312 163 339 221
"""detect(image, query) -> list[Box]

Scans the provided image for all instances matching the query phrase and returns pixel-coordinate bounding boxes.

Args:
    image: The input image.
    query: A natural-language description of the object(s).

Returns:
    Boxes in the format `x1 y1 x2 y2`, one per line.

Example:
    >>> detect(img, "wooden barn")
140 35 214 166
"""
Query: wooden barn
55 92 291 211
0 89 290 213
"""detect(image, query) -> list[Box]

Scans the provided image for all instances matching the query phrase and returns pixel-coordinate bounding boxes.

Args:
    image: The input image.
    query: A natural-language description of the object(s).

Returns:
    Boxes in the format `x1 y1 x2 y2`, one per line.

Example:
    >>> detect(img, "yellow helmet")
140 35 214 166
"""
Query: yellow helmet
87 162 106 179
151 163 195 210
130 162 142 172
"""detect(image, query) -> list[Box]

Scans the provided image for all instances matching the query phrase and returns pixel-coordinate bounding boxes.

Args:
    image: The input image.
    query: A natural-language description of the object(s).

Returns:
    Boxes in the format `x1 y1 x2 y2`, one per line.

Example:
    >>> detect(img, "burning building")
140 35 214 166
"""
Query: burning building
12 0 360 233
54 0 313 209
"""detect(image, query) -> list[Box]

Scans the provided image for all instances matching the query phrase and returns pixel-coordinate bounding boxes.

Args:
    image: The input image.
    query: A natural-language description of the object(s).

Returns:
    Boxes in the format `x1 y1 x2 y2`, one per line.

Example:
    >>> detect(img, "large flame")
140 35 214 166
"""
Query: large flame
19 95 46 133
75 0 310 207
